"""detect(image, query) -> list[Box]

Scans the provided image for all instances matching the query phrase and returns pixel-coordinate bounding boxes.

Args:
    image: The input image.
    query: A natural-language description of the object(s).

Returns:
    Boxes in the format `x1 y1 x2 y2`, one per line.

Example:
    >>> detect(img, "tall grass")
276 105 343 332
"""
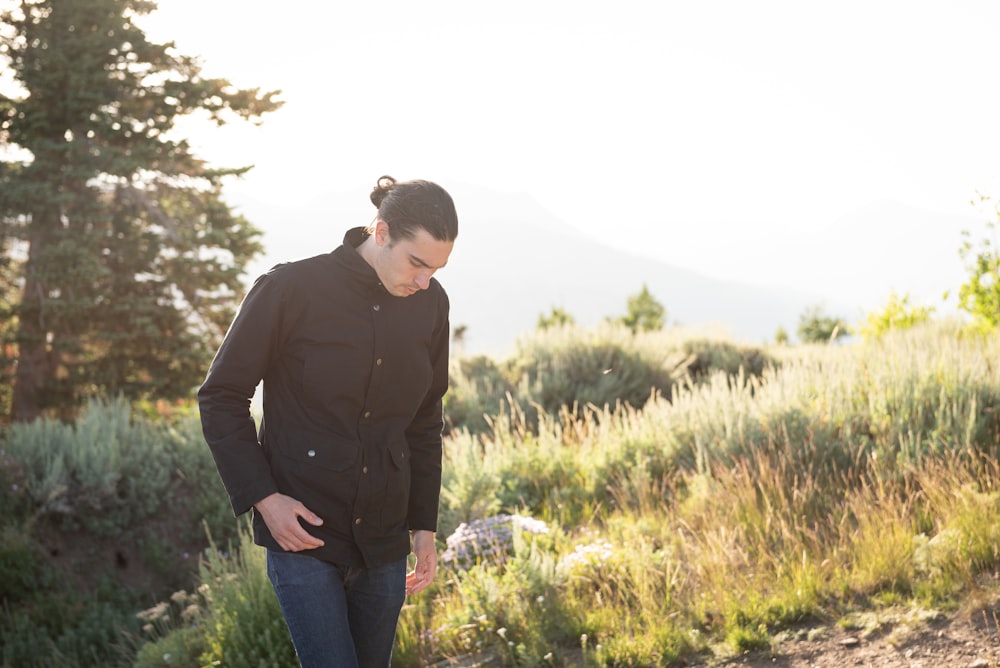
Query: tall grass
409 321 1000 665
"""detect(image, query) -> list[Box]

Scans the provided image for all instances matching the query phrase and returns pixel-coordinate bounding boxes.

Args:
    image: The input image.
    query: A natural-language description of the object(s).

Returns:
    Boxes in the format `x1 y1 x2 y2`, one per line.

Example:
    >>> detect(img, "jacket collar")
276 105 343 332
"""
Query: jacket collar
333 227 388 295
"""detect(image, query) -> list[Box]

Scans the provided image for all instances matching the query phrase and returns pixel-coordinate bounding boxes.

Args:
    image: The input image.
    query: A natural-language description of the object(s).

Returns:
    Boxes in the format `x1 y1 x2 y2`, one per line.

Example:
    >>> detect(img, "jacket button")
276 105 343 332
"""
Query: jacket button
362 466 369 474
372 304 380 312
354 518 362 526
376 358 383 366
363 411 372 419
307 449 316 457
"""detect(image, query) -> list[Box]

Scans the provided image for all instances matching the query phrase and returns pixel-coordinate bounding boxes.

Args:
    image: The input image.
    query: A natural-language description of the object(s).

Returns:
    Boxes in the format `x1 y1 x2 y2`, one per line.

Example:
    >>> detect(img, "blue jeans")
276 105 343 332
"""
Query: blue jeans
266 549 407 668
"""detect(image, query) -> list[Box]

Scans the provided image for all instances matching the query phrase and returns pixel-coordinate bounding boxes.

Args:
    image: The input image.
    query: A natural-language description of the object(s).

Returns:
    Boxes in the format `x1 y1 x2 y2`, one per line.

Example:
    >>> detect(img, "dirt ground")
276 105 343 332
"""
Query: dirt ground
710 606 1000 668
439 607 1000 668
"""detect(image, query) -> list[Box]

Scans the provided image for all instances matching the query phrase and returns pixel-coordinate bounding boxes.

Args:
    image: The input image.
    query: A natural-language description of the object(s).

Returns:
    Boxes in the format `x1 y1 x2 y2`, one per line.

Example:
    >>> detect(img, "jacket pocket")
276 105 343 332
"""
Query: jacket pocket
271 442 359 537
283 440 359 472
380 443 411 530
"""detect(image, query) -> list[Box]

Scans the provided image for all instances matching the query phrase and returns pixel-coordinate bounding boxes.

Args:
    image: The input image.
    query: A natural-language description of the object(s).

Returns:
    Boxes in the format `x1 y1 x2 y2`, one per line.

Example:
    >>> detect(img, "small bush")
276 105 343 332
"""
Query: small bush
509 325 687 426
130 522 296 668
197 524 297 667
1 577 139 668
681 337 772 380
3 396 176 534
445 355 514 435
0 524 51 604
856 291 935 341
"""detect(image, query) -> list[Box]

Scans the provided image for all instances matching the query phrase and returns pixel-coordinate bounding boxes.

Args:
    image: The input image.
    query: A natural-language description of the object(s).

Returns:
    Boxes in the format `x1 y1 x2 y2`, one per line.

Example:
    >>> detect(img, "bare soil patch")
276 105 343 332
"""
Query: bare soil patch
709 606 1000 668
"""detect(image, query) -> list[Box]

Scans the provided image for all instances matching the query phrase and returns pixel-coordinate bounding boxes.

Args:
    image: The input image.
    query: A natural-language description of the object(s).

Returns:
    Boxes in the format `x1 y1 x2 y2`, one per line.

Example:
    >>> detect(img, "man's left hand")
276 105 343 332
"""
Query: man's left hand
406 530 438 595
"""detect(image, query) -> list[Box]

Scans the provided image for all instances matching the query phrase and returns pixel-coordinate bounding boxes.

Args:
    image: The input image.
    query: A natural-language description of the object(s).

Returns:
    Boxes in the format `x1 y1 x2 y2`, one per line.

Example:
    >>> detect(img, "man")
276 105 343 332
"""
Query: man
198 176 458 667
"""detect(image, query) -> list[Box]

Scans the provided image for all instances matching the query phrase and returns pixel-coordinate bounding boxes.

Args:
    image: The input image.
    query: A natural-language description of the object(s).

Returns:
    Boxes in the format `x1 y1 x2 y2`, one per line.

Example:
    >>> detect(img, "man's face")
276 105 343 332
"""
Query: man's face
371 222 454 297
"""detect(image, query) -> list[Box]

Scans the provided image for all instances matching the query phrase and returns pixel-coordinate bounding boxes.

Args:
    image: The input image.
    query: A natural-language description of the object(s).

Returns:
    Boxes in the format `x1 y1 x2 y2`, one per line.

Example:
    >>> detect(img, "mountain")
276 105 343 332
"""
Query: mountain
437 185 836 355
231 185 977 357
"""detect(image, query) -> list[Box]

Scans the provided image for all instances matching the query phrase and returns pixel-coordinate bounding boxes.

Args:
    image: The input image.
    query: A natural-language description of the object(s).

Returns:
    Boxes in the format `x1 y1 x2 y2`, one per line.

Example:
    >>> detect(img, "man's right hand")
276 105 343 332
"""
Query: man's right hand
254 492 326 552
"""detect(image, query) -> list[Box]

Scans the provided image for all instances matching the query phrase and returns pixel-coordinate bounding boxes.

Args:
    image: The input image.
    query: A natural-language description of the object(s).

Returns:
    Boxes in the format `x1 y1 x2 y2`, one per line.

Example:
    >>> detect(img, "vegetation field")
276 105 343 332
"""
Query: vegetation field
3 321 1000 667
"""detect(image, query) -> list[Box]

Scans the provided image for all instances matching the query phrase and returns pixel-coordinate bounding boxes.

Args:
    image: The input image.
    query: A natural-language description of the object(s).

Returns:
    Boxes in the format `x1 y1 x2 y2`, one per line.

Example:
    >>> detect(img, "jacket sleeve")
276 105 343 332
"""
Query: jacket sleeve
404 290 450 532
197 271 285 516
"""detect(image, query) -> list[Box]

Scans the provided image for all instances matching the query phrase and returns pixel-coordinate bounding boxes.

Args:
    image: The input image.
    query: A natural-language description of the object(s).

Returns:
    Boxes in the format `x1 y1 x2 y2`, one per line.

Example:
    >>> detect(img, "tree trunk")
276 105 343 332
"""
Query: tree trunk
11 228 51 422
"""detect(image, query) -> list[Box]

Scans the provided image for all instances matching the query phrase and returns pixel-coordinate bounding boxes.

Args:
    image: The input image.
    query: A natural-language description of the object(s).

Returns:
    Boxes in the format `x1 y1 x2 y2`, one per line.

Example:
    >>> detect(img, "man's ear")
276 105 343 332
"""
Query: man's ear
374 219 391 246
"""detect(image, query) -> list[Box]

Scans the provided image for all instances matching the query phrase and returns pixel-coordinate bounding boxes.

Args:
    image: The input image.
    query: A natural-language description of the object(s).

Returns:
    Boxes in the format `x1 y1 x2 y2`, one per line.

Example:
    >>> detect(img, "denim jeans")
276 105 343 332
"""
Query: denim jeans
266 549 407 668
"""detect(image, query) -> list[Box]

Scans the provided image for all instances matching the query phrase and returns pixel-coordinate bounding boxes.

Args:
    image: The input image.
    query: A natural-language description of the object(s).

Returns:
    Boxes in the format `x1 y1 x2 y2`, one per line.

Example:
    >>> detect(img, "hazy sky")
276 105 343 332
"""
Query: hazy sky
137 1 1000 292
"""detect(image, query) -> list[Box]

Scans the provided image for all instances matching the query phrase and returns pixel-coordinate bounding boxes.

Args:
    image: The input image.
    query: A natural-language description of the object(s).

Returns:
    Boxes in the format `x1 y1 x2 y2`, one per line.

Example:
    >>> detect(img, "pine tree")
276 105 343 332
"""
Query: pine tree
619 283 666 333
796 304 849 344
0 0 281 421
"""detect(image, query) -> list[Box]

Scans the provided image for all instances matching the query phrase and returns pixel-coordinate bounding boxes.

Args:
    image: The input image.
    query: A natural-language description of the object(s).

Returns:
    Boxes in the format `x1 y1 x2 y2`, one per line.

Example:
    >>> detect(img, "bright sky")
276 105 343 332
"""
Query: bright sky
138 0 1000 293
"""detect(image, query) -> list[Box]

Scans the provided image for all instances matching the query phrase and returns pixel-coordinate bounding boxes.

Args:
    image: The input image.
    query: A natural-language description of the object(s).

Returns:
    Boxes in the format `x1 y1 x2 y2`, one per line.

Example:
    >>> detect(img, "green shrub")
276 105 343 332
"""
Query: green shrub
132 626 207 668
130 523 296 668
508 325 686 425
680 337 772 380
856 291 935 342
445 355 513 435
439 432 504 536
167 411 240 548
3 396 176 534
1 577 139 668
0 398 235 668
0 524 52 604
0 447 30 519
447 326 771 439
197 524 297 667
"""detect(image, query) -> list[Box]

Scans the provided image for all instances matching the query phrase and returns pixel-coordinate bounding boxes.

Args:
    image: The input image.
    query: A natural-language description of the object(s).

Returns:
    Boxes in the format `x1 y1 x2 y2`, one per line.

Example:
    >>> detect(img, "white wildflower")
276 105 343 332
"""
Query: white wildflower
441 514 551 569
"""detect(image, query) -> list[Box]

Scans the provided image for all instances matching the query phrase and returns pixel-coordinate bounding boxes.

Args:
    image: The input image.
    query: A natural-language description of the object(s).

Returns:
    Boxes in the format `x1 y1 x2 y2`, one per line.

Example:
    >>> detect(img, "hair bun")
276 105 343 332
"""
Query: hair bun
370 175 397 208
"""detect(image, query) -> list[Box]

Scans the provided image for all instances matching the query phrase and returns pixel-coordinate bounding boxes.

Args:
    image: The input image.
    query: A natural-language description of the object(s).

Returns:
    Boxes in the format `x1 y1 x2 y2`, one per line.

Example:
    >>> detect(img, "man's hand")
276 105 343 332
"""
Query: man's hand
406 530 437 595
254 492 325 552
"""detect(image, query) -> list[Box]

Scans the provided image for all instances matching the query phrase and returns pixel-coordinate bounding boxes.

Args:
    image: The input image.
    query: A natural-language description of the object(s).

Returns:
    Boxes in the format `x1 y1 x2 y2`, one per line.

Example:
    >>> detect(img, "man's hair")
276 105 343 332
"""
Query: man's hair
370 175 458 242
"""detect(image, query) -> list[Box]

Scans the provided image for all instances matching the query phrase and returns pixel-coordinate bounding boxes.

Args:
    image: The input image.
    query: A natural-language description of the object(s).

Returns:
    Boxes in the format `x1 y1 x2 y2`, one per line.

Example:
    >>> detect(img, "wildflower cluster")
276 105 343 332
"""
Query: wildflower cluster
557 539 615 577
135 590 202 638
441 513 550 569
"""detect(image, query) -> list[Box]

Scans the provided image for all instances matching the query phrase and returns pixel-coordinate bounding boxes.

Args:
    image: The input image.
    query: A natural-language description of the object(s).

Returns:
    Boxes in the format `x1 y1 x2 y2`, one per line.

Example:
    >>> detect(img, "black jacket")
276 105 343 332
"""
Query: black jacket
197 228 449 568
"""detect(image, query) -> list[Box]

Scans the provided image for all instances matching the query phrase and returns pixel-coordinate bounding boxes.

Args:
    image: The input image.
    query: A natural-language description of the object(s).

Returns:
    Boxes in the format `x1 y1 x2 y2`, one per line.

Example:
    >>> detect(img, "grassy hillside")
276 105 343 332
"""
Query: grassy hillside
3 321 1000 667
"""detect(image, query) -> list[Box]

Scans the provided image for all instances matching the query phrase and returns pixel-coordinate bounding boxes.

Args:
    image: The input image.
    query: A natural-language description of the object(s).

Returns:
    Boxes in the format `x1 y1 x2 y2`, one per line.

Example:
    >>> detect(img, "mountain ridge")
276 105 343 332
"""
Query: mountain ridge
232 184 975 357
